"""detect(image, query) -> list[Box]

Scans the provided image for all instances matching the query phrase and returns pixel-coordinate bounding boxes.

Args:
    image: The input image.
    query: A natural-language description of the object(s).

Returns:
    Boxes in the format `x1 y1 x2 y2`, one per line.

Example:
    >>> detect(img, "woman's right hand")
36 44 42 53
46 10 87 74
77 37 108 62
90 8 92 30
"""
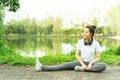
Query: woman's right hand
82 64 87 70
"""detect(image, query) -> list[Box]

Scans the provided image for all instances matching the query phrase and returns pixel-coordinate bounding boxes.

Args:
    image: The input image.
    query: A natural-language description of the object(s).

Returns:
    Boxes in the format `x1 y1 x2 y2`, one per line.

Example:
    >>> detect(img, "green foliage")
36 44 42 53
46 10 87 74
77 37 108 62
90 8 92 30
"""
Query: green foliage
62 28 83 36
101 45 120 65
0 53 35 66
0 0 20 12
46 24 53 34
0 0 20 37
96 26 113 36
101 53 120 65
62 28 70 35
5 18 54 35
114 46 120 55
100 45 120 65
102 46 120 55
0 5 4 37
0 0 20 62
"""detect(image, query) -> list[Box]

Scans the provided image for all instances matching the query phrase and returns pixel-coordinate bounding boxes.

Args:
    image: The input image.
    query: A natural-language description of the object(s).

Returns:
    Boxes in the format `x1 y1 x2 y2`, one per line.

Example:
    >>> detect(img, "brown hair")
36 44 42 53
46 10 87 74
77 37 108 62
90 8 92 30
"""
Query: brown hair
85 25 96 37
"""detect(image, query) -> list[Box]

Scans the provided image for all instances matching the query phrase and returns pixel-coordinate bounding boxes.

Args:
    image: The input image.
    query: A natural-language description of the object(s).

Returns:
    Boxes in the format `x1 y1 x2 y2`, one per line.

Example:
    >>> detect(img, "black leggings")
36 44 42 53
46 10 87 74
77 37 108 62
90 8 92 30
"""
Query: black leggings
42 61 107 72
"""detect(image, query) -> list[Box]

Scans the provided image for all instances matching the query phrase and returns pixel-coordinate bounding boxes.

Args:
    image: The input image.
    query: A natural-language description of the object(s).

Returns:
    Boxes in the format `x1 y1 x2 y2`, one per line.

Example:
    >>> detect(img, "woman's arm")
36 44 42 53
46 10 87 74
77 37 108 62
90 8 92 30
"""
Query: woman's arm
90 52 100 64
87 52 100 70
75 50 87 70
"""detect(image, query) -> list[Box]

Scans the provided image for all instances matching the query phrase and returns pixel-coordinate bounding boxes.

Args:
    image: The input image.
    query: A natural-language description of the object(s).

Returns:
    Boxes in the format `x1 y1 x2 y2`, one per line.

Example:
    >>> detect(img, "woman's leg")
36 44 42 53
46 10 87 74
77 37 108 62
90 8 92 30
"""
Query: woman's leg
42 61 81 71
91 62 107 72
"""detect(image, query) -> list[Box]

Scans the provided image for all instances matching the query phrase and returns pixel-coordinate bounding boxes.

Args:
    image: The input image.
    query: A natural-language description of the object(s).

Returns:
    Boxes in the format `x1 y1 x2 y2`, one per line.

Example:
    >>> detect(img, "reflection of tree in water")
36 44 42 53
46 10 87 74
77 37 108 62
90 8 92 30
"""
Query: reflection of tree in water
31 38 37 54
62 37 78 44
38 37 53 49
31 38 37 48
63 38 71 43
46 40 53 49
96 38 119 49
6 37 27 50
6 37 53 52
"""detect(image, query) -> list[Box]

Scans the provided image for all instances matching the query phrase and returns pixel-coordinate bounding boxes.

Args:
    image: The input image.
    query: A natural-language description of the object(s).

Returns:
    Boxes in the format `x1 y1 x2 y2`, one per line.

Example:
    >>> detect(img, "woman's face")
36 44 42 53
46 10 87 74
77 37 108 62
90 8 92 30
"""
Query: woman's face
83 28 92 39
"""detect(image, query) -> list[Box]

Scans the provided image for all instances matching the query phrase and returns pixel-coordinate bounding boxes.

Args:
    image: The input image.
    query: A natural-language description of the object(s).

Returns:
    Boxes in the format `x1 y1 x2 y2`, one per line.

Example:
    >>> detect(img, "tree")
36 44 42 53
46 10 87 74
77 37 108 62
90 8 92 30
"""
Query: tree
0 0 20 36
46 24 53 34
53 17 62 34
0 0 20 12
0 5 4 37
0 0 20 49
107 3 120 35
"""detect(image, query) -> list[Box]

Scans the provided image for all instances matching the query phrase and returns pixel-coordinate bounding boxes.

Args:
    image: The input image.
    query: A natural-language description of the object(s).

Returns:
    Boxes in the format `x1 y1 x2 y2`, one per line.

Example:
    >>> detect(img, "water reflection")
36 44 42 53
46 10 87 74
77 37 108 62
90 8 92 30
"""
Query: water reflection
5 36 120 57
62 43 75 55
101 46 107 52
19 50 46 57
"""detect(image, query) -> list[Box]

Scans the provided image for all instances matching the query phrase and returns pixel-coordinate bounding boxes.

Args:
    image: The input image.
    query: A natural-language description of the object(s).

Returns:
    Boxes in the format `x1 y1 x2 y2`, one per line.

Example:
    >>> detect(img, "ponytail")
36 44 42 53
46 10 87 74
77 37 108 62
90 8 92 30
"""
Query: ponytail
85 25 96 37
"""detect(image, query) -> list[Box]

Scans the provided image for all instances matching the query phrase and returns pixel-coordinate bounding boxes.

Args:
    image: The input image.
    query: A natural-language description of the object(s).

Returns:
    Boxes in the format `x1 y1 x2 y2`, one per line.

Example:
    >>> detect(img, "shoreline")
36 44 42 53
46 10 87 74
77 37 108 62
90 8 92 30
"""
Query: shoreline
107 35 120 40
2 35 120 40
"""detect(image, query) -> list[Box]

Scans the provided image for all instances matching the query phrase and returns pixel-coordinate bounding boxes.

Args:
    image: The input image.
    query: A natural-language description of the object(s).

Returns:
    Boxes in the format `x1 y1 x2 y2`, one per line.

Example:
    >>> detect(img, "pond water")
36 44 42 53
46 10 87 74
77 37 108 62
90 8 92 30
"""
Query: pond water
5 36 120 57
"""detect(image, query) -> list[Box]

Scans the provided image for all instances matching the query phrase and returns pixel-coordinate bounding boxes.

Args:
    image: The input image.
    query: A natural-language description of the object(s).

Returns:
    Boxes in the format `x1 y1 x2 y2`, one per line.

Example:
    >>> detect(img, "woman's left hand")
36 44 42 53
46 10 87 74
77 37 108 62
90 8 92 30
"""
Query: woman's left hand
87 63 92 71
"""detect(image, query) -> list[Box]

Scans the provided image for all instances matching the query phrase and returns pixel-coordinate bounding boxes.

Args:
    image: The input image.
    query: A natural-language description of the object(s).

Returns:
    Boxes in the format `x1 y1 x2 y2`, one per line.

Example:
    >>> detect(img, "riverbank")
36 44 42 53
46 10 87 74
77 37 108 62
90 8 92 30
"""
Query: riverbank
107 35 120 40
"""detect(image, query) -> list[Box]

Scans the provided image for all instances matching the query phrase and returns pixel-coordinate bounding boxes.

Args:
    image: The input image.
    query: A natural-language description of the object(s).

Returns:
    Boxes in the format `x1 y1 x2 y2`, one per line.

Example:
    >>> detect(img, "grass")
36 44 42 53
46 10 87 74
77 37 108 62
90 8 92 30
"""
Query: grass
101 53 120 65
40 54 75 65
0 52 75 66
101 47 120 65
0 53 34 66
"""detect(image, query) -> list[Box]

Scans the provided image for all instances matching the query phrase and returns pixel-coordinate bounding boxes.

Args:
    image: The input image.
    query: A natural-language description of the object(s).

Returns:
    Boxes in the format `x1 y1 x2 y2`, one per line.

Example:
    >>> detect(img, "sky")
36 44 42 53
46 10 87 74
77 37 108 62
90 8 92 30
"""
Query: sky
4 0 120 27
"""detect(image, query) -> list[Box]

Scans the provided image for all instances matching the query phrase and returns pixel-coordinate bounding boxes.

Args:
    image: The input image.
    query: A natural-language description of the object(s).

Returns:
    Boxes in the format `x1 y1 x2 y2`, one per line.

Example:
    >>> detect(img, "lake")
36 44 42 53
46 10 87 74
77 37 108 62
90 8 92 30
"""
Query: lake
5 36 120 57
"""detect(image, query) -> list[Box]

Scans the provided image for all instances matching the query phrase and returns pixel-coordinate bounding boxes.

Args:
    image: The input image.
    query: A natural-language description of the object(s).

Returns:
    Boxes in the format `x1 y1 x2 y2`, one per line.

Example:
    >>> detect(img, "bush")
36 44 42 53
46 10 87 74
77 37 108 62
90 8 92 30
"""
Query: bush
114 46 120 55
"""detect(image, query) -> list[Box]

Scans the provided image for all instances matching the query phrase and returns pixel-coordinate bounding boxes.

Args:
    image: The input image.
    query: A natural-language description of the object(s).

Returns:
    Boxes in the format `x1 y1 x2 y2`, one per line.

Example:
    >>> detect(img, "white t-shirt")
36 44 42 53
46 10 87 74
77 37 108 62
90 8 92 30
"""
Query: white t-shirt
76 39 101 62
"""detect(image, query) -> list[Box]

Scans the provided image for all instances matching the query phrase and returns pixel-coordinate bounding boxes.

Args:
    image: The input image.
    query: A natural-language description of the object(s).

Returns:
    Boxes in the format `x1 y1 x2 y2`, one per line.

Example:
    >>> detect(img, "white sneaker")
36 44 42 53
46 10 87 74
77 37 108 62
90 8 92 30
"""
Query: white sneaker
74 66 83 71
35 57 42 72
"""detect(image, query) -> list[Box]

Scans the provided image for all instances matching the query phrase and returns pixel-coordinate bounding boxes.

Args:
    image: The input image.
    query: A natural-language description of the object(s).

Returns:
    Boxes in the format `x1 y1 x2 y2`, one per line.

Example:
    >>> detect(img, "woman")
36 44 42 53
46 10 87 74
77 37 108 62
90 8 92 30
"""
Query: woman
35 25 107 72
